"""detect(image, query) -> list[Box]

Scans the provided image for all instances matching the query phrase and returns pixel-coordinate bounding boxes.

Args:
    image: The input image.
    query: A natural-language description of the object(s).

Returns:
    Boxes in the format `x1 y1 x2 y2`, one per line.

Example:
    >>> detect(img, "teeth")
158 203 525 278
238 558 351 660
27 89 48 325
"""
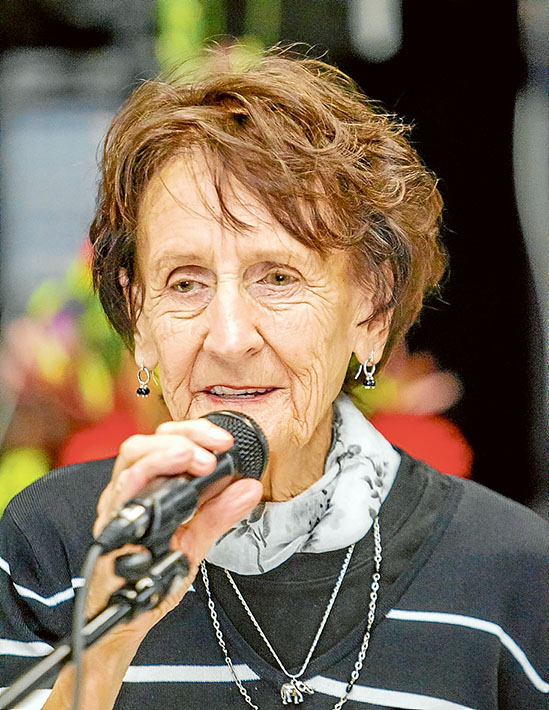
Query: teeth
210 386 271 396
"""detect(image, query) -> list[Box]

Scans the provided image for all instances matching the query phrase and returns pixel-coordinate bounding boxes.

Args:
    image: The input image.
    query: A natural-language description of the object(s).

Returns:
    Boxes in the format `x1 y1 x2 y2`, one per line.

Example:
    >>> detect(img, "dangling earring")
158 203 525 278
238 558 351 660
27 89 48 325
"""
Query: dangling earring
354 350 376 389
136 364 151 397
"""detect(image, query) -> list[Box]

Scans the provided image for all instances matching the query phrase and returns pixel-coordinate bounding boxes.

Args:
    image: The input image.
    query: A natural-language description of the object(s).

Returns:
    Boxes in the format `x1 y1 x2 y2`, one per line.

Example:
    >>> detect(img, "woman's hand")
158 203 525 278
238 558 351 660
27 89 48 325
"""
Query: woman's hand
44 418 263 709
92 416 263 630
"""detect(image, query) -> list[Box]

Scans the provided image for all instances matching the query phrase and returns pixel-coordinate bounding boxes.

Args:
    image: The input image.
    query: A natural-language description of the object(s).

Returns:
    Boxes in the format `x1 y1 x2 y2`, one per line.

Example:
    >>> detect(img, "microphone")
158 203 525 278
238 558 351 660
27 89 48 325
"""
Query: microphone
95 411 268 553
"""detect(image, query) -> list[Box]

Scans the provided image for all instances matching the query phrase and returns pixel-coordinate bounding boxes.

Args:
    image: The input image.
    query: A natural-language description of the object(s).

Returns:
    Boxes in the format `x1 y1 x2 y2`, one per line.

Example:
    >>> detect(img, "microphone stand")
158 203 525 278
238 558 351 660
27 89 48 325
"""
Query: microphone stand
0 542 189 710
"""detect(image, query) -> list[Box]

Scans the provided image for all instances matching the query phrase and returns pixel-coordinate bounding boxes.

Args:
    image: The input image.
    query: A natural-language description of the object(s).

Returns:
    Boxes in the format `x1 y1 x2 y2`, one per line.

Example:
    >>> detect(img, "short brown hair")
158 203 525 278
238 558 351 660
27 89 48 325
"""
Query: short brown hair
89 46 445 363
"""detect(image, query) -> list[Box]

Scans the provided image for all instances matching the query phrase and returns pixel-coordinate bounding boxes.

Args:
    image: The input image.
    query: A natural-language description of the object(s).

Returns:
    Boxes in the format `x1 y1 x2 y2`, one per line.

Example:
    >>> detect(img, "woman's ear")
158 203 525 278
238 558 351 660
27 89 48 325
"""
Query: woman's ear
133 318 159 370
353 308 393 367
119 268 159 369
349 255 394 366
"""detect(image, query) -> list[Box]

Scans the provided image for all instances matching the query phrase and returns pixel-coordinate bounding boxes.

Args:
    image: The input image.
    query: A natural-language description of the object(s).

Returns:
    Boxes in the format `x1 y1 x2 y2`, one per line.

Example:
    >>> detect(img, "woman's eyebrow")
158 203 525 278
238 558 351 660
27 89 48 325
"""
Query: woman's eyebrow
237 243 312 265
150 253 208 270
150 246 311 271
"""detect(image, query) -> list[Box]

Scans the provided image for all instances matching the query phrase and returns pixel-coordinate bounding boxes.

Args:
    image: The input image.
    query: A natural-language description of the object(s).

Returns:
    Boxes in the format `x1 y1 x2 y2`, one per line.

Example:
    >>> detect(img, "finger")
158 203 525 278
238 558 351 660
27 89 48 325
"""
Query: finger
96 432 235 536
172 478 263 562
155 418 234 449
117 443 218 493
108 430 222 488
112 423 232 479
95 458 193 537
113 434 189 473
95 447 220 535
101 422 235 517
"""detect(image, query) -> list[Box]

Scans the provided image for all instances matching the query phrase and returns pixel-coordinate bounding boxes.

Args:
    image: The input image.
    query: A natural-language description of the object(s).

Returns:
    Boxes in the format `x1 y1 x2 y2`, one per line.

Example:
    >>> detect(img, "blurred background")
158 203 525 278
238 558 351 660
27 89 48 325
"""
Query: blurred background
0 0 546 513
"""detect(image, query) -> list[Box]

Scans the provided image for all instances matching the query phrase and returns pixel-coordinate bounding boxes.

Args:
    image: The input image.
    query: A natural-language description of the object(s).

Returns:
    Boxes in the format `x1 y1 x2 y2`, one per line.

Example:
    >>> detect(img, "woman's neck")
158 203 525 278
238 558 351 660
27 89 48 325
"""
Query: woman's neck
260 410 333 502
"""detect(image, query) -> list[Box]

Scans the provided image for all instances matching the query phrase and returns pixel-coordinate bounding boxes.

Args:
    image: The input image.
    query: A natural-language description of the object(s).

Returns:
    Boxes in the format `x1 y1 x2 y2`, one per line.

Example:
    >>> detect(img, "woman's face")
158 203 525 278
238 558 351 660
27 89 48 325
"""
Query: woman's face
133 158 381 493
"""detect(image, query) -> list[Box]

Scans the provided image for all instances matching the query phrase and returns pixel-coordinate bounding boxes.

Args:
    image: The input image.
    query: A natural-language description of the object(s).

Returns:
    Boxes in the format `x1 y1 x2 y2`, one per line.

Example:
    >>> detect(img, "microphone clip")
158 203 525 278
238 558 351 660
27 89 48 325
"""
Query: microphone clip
110 548 189 620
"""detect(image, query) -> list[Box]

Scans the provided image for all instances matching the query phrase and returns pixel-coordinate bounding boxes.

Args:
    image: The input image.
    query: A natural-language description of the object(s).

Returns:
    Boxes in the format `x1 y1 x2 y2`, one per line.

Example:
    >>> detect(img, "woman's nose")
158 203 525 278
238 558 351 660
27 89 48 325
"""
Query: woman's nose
202 285 263 360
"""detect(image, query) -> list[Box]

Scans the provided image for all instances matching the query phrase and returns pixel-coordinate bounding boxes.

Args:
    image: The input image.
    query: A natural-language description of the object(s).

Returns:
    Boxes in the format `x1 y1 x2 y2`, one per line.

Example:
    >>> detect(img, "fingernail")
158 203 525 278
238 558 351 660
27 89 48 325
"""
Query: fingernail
210 427 233 444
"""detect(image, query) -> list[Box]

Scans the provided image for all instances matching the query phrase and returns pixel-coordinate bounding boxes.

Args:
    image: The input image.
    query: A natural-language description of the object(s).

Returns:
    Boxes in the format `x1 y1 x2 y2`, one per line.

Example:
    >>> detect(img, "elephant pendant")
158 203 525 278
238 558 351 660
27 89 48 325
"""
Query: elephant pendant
280 679 314 704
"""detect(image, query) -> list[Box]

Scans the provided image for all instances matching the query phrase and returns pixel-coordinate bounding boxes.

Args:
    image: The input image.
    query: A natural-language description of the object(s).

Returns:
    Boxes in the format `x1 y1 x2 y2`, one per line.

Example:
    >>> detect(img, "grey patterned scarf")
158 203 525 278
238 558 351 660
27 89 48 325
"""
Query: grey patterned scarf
205 393 400 574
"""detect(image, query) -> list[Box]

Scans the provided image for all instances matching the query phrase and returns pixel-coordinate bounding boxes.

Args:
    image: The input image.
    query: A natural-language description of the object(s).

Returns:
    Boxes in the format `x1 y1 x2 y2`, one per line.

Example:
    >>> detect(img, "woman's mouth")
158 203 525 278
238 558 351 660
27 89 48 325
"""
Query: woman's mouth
205 385 277 400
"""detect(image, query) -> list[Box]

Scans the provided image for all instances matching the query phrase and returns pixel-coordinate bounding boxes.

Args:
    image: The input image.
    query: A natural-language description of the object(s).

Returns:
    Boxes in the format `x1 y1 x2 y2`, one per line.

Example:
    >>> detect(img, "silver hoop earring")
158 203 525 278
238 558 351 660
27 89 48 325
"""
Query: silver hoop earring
354 351 376 390
136 365 151 397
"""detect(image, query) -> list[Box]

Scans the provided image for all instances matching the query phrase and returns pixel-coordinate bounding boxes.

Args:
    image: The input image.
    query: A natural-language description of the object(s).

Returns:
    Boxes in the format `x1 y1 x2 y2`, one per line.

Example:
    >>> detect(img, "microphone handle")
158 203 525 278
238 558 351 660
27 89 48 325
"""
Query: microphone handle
97 447 239 553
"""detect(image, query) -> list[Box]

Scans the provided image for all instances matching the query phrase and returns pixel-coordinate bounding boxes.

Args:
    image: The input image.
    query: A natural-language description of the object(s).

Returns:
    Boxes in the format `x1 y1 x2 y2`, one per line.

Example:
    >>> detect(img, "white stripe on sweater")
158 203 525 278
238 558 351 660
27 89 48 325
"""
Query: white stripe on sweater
0 688 50 709
387 608 549 693
0 673 475 710
1 555 195 607
12 580 82 607
123 664 260 683
309 675 476 709
0 639 53 657
0 556 10 575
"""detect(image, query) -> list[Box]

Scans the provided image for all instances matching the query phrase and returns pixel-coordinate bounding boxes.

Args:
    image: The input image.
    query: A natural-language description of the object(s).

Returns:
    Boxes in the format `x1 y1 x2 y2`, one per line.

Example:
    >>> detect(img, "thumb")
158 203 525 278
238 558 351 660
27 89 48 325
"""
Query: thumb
171 478 263 562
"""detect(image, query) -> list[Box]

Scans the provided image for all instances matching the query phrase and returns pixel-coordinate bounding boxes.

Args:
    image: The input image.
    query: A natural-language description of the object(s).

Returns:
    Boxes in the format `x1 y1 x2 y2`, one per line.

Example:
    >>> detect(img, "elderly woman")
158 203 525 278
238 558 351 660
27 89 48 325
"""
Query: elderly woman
0 50 546 710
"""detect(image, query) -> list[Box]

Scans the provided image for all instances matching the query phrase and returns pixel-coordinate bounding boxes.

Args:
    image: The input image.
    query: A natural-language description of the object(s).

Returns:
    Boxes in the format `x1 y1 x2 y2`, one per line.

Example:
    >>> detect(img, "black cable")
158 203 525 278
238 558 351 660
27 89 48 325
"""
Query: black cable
70 542 103 710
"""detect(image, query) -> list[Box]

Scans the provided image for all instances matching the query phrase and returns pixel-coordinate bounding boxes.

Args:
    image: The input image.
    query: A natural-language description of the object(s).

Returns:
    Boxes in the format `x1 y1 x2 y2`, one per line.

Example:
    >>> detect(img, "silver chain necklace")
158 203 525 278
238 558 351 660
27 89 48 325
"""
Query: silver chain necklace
200 516 382 708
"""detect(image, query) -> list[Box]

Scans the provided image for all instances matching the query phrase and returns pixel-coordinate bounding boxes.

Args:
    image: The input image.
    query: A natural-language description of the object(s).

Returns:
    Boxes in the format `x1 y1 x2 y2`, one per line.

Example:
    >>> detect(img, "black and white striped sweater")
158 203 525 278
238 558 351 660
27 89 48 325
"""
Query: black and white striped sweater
0 451 547 709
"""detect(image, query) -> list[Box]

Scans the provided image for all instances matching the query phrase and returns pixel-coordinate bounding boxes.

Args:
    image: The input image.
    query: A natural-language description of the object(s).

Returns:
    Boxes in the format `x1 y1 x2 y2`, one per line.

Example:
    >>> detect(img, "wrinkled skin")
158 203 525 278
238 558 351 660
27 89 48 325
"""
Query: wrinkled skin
133 156 387 500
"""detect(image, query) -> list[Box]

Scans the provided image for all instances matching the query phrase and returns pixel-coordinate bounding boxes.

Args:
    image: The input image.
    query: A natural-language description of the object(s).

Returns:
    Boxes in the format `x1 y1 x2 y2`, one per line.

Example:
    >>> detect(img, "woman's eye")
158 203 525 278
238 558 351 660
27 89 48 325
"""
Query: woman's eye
174 280 198 293
264 272 296 286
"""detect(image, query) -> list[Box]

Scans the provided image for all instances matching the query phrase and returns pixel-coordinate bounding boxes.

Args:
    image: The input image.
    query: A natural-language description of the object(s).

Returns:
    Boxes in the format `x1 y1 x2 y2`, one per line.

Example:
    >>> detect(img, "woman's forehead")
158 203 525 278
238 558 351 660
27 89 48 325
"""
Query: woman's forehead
137 155 334 267
140 155 269 230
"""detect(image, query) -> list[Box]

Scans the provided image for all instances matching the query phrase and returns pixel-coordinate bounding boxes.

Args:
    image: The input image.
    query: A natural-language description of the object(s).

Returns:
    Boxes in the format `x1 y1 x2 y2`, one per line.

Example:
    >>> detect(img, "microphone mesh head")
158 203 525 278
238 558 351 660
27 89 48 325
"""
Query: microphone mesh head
203 411 269 479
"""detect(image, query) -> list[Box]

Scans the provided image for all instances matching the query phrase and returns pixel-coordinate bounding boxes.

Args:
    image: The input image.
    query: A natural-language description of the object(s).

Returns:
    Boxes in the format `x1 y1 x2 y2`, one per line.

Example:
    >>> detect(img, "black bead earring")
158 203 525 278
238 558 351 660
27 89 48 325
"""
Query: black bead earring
354 351 376 390
136 365 151 397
